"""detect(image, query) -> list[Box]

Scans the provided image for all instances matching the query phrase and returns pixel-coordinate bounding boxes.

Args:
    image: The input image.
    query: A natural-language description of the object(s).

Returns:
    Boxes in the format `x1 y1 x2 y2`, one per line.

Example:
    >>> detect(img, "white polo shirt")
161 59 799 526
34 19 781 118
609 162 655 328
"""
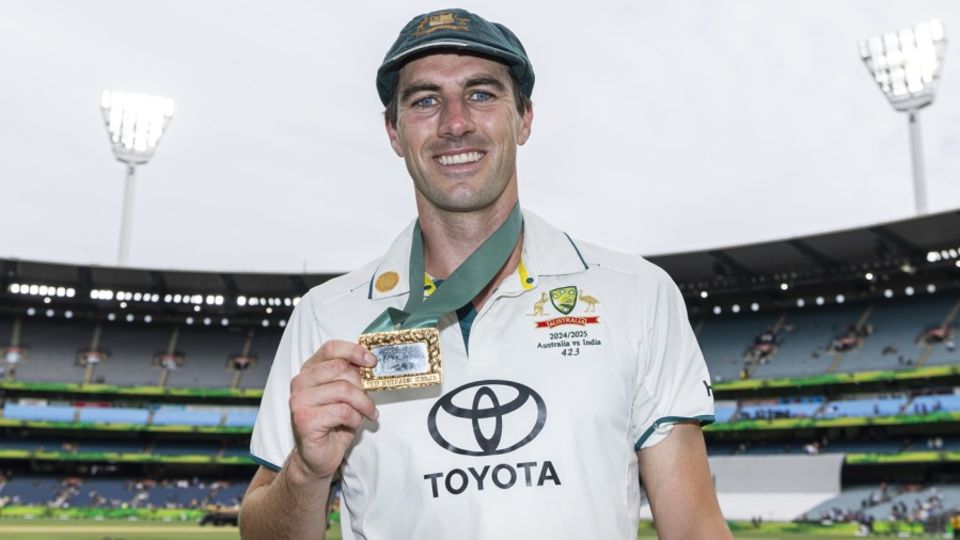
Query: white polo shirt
251 209 714 539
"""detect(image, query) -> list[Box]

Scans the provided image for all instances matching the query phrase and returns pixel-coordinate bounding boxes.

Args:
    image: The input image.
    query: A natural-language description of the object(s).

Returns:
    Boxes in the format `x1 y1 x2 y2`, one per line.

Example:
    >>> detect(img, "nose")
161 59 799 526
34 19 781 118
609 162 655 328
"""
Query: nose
438 97 475 139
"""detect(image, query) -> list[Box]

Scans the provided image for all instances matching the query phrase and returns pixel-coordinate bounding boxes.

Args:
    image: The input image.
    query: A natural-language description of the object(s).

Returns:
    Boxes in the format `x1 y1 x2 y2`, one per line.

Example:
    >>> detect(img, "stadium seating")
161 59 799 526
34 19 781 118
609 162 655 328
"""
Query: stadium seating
751 304 865 379
77 406 150 425
713 403 737 423
152 406 223 427
238 329 282 389
164 328 243 388
151 441 222 456
836 296 957 373
908 393 960 414
698 312 779 382
13 319 93 383
2 403 75 422
819 397 906 419
0 475 249 508
78 441 146 453
224 409 258 427
801 485 879 520
97 323 173 386
737 400 822 420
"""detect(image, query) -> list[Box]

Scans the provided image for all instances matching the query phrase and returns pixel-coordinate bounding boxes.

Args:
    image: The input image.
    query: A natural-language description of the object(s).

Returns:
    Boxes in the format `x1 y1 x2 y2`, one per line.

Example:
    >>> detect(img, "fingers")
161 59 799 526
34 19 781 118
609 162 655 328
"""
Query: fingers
291 377 378 422
303 340 376 370
289 340 380 427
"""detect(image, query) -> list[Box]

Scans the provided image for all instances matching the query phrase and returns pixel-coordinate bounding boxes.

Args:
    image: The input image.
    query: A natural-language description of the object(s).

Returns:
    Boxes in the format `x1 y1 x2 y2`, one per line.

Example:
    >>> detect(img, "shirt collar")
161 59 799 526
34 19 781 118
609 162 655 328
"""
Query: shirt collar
367 208 589 301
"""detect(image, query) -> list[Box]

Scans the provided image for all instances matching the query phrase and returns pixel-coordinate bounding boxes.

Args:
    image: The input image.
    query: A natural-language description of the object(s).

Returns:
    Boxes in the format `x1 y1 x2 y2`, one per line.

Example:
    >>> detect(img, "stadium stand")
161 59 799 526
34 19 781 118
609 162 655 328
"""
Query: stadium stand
77 406 150 425
164 327 243 388
13 319 93 383
97 323 173 386
151 441 222 456
835 295 957 373
224 409 258 427
0 474 248 508
751 303 865 379
819 396 907 418
2 403 75 422
152 406 225 427
698 312 780 382
737 399 822 420
908 392 960 413
239 329 282 389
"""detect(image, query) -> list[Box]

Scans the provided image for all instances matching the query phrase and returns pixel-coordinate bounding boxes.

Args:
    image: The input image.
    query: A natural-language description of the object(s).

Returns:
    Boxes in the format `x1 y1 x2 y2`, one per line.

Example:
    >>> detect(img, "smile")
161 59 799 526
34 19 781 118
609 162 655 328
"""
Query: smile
435 151 485 166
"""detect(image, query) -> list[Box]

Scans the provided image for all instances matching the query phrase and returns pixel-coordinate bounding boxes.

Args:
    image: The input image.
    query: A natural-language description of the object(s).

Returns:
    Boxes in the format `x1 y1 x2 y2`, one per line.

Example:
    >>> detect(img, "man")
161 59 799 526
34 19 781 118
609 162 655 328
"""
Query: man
239 8 730 539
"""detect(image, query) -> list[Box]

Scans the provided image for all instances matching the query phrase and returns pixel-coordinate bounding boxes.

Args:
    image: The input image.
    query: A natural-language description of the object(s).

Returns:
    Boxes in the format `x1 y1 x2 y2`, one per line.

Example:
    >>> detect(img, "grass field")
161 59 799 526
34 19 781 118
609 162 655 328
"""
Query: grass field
0 519 882 539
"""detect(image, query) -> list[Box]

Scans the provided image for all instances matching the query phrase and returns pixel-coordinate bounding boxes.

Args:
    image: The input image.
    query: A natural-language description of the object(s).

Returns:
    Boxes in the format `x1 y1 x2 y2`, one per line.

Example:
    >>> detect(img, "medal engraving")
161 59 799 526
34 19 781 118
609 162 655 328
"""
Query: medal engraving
359 328 442 391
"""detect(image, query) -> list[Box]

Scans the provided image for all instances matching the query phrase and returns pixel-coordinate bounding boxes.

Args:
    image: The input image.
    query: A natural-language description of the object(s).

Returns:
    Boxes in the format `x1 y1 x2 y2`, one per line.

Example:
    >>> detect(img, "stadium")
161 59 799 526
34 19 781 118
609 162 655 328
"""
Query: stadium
1 207 959 538
3 2 960 539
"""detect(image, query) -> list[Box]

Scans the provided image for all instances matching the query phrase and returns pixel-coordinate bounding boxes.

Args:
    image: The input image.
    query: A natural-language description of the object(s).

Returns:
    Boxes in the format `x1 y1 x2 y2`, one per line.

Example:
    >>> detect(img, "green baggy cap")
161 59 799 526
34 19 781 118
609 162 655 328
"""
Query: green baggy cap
376 8 535 106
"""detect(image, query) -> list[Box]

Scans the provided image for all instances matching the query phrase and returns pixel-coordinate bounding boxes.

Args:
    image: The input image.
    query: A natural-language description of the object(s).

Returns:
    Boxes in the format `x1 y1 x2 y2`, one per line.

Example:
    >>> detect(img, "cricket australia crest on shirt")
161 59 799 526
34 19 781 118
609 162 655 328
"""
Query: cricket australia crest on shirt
530 286 600 329
529 286 602 357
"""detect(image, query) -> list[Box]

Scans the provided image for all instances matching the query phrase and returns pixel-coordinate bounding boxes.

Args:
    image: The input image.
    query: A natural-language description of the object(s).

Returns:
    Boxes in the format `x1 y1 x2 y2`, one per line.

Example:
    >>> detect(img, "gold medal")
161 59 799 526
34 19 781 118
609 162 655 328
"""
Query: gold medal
358 327 442 391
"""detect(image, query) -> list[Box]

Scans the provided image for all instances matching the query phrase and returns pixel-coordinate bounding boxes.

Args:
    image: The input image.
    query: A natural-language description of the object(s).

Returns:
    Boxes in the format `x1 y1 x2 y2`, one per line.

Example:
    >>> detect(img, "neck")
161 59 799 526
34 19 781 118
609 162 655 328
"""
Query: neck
416 196 522 310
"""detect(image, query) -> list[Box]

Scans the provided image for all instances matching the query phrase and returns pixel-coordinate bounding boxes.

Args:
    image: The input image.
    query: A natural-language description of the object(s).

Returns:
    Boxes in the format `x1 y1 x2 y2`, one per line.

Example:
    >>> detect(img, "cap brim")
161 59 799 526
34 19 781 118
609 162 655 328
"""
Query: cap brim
377 40 526 105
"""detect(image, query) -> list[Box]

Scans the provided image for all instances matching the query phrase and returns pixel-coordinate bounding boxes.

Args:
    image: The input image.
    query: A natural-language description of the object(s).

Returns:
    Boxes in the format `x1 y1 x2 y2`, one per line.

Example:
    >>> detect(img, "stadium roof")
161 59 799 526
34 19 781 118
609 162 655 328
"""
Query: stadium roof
2 209 959 317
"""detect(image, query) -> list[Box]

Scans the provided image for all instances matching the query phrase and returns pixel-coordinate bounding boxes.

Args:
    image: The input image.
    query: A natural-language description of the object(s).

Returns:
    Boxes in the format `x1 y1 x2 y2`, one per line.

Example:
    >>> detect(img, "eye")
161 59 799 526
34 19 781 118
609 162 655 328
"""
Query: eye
412 96 438 108
469 91 494 102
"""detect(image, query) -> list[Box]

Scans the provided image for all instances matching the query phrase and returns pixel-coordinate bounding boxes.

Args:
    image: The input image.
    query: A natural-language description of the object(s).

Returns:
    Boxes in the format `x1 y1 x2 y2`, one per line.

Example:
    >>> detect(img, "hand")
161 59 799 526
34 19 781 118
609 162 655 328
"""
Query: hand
287 340 379 483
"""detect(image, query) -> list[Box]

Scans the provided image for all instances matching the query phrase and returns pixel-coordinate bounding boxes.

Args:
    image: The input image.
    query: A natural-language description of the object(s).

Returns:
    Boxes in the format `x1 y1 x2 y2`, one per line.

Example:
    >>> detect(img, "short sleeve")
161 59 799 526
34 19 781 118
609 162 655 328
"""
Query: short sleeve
630 267 714 450
250 293 323 471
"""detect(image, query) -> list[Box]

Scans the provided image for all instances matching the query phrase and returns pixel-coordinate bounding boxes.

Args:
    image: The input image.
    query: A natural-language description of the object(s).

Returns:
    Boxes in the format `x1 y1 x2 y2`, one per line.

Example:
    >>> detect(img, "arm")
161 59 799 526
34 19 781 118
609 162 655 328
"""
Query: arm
637 422 731 540
239 340 378 539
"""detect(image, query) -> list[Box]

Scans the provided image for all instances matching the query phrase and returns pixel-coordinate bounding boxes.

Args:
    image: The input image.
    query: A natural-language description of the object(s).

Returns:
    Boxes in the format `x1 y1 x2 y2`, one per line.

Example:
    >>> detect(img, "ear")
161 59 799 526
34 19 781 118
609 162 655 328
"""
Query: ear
385 117 405 157
517 101 534 146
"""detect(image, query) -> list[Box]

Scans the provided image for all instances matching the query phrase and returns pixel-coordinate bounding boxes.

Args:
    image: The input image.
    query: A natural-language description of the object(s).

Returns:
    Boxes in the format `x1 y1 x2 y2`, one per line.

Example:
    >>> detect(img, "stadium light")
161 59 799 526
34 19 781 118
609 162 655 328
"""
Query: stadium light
859 19 947 215
100 90 175 266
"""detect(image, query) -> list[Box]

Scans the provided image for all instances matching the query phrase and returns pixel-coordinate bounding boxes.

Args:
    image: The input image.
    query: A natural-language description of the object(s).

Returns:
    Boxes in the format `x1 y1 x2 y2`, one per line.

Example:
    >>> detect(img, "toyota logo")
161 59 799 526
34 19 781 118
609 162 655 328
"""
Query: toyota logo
427 380 546 456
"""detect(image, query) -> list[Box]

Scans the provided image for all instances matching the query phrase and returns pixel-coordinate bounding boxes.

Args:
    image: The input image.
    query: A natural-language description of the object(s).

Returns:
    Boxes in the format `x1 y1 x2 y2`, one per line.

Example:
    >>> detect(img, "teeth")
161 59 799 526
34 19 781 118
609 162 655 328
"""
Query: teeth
437 151 483 166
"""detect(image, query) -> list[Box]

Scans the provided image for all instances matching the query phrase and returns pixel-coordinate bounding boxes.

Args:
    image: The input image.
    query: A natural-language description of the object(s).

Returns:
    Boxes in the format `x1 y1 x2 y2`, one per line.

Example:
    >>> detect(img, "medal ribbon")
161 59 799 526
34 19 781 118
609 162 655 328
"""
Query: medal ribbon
363 203 523 333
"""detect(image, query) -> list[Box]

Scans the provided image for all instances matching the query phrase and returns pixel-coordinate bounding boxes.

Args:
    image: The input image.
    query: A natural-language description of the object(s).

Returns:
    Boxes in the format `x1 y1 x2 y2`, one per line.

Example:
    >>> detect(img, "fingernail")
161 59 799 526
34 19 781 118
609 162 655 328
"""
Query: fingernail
365 352 377 366
374 408 380 421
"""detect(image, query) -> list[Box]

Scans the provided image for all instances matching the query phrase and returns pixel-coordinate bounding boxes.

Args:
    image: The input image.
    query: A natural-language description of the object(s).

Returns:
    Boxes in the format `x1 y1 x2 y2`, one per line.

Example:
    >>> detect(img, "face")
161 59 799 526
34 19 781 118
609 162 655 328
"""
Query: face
386 53 533 215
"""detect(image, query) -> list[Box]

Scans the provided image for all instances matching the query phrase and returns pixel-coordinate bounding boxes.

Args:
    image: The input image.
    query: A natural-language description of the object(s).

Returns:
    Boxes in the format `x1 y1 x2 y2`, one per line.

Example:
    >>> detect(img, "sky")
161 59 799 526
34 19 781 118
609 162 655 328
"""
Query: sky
1 1 958 274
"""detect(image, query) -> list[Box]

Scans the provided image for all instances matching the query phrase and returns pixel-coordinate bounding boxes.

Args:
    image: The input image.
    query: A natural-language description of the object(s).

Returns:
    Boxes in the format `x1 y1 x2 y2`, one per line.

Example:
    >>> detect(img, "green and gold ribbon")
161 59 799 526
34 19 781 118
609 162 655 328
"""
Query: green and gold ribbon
364 203 523 334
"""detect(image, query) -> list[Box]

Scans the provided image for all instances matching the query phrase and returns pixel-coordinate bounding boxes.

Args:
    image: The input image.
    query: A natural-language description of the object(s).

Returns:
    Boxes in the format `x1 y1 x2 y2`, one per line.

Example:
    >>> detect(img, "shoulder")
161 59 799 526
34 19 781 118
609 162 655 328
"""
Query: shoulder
571 236 677 291
296 258 380 312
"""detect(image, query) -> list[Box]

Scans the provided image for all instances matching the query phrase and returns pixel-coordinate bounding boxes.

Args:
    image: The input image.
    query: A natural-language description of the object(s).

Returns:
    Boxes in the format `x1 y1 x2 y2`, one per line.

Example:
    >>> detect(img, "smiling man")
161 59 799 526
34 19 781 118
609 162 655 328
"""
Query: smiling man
239 8 731 539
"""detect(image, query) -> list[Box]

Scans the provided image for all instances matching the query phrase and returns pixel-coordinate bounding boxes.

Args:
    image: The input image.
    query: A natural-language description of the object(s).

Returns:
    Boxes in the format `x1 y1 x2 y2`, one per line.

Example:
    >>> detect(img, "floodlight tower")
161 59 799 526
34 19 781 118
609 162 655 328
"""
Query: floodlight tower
859 19 947 216
100 91 174 266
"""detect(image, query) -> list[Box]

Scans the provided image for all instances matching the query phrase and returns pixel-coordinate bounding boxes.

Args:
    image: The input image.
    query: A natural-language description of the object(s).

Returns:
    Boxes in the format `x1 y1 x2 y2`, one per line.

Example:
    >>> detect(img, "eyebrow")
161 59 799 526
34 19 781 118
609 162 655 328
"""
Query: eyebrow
399 82 441 103
398 75 510 103
464 76 508 92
